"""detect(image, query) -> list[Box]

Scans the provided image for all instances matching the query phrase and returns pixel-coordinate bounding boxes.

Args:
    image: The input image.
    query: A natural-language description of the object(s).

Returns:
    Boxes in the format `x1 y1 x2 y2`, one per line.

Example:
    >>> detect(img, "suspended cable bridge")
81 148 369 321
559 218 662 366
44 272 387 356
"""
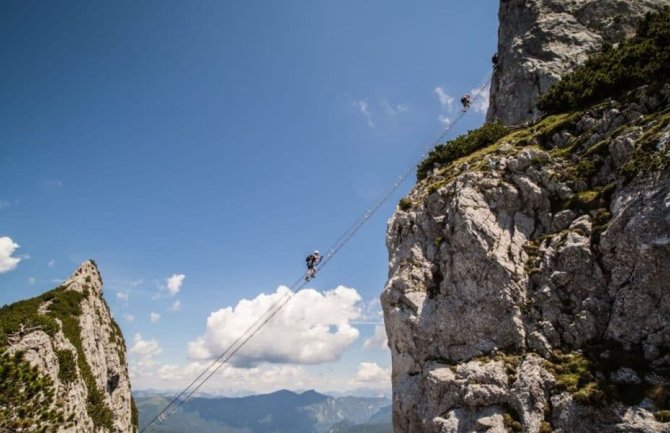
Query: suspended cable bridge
140 71 493 433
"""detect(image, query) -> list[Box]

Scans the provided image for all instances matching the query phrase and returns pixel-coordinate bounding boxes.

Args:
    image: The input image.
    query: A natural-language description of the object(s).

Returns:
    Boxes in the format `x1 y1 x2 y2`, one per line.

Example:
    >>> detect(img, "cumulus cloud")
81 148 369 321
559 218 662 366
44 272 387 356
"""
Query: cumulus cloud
154 362 205 381
470 85 490 115
47 259 55 267
188 285 362 367
129 333 162 364
363 325 388 350
169 300 181 312
150 312 161 324
116 291 129 301
28 277 36 285
0 237 22 273
434 86 455 111
166 274 185 296
354 362 390 383
123 314 135 323
352 99 374 128
129 359 310 393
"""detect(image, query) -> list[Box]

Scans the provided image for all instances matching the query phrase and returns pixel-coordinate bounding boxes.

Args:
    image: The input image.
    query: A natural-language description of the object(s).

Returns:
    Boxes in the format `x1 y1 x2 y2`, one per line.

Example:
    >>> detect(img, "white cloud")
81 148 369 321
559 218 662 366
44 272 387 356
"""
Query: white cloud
354 299 385 326
438 115 453 127
354 362 390 383
116 291 129 301
129 359 311 394
434 86 455 111
470 85 491 115
150 312 161 324
47 259 55 267
28 277 36 285
352 99 374 128
169 300 181 312
129 333 162 364
154 362 210 382
166 274 185 296
363 325 388 350
0 237 22 273
129 279 144 287
382 99 409 117
188 285 362 367
123 314 135 323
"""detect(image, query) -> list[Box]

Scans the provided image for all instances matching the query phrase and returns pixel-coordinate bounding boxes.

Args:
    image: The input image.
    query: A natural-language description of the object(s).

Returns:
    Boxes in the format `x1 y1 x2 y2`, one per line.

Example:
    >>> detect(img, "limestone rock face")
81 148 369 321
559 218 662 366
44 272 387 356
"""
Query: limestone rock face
383 86 670 432
487 0 670 126
4 261 136 433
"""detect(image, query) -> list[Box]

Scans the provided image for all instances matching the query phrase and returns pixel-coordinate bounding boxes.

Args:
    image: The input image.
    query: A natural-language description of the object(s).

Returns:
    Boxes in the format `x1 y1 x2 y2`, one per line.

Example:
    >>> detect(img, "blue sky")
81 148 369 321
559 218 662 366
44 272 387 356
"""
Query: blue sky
0 0 498 395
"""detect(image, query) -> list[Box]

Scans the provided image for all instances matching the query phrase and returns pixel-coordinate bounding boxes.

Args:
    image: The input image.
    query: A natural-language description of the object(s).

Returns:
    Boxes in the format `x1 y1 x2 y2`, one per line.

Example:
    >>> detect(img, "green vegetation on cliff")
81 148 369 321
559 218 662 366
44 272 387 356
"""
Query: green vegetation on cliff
0 282 116 430
538 7 670 114
414 9 670 188
0 351 69 433
417 122 508 180
545 345 669 411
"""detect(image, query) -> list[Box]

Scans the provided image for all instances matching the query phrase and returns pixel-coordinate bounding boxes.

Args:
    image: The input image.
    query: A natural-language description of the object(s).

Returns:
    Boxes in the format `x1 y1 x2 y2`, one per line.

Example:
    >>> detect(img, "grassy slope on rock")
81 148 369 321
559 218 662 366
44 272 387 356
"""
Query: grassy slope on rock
408 8 670 207
416 122 509 181
0 282 119 430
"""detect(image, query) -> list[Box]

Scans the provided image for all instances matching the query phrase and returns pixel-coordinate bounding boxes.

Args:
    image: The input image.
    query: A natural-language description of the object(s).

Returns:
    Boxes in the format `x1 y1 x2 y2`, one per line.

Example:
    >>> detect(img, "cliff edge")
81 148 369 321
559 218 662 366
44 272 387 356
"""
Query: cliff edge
383 5 670 432
0 261 137 433
384 89 670 432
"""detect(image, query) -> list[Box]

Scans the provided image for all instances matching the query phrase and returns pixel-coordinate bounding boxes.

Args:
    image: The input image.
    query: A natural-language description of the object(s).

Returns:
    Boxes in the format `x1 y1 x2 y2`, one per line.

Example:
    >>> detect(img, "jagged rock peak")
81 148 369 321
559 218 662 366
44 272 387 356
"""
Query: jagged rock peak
0 260 137 432
487 0 670 126
65 259 104 294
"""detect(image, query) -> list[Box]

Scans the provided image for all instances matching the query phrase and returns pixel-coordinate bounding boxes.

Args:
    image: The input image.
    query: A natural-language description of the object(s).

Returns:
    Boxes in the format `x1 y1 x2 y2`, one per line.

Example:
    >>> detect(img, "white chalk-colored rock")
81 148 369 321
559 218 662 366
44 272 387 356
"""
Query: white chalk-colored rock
487 0 670 126
5 261 135 433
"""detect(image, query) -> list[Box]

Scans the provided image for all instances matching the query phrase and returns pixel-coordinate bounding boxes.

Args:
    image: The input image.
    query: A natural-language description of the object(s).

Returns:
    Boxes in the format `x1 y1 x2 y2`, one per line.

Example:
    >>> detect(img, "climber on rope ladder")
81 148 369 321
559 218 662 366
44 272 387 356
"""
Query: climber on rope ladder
305 250 321 281
460 94 471 112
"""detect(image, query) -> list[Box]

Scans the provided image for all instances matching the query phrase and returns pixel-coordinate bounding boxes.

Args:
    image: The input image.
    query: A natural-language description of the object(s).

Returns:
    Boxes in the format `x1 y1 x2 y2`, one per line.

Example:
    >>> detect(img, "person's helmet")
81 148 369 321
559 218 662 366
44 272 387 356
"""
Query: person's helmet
314 250 320 255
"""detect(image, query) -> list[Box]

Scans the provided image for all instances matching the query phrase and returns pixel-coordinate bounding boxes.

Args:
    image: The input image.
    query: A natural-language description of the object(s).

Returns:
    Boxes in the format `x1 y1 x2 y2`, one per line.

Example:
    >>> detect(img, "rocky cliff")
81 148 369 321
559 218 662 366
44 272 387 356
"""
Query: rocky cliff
384 84 670 432
0 261 137 433
382 7 670 430
487 0 670 126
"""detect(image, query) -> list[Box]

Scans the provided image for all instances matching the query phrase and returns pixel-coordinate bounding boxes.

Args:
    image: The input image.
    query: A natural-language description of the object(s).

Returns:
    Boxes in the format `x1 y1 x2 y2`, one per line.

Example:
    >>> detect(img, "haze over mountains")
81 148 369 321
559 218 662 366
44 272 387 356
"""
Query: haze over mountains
136 389 391 433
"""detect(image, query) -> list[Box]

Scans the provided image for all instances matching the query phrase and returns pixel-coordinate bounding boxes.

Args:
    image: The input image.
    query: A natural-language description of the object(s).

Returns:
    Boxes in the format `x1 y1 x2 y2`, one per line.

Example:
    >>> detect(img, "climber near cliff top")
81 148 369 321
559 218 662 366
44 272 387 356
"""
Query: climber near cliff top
305 250 321 281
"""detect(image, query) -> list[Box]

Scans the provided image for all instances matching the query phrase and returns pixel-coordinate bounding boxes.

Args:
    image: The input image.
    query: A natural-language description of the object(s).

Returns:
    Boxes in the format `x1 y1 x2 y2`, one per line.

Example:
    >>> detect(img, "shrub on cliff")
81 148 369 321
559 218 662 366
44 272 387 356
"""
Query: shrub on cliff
0 285 115 431
0 352 69 432
538 7 670 114
417 122 508 180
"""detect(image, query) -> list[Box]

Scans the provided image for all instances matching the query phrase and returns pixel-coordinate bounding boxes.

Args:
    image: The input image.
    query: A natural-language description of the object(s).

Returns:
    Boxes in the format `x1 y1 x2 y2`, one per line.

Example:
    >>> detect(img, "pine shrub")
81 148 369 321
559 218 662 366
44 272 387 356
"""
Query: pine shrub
417 122 508 180
538 8 670 114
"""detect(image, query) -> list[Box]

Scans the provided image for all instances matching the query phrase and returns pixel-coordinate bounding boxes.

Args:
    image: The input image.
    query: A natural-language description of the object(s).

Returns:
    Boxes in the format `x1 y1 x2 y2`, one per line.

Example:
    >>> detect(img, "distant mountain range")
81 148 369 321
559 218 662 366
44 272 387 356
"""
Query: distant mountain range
136 389 392 433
